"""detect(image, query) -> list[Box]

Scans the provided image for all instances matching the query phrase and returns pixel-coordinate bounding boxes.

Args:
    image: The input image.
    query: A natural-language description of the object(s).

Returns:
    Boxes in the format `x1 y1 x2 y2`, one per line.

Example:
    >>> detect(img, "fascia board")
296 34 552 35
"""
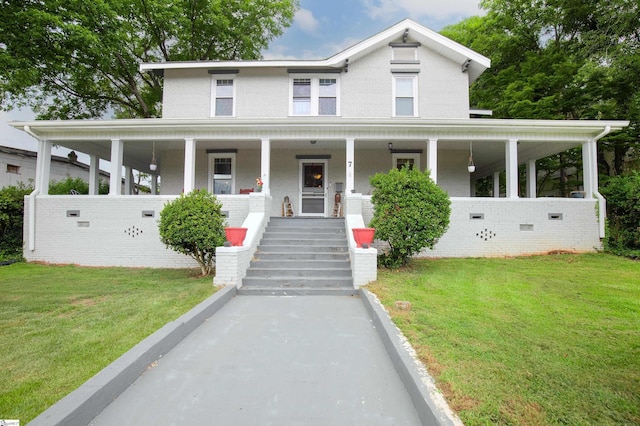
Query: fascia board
140 19 491 75
10 118 629 139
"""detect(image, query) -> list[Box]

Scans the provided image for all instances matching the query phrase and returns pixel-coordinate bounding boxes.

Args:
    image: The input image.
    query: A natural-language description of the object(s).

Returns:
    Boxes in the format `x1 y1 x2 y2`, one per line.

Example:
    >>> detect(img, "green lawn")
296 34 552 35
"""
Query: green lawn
368 253 640 425
0 263 215 423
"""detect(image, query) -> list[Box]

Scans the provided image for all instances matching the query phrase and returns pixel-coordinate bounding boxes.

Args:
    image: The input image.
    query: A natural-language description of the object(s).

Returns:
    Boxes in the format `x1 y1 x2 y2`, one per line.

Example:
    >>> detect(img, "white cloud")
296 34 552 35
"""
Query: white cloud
363 0 483 21
295 8 320 34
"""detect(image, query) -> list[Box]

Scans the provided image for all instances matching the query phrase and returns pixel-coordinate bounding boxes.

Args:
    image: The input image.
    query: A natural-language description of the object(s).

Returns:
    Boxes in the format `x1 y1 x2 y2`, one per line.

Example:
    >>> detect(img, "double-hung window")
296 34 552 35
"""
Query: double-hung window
318 78 337 115
292 78 312 115
290 76 339 116
211 77 235 117
393 74 418 117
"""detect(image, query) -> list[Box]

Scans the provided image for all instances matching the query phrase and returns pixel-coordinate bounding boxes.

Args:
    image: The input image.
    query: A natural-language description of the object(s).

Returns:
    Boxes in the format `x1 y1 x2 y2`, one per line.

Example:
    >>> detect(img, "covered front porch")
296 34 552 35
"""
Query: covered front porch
11 117 627 285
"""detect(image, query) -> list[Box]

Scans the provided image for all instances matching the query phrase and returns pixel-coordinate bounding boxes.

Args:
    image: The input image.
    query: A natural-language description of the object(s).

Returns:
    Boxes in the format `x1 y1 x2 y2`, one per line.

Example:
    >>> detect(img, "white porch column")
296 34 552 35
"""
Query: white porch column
183 137 196 193
89 154 100 195
493 171 501 198
261 138 271 195
36 140 52 194
346 138 355 193
151 174 158 195
526 159 537 198
109 139 123 195
505 139 519 198
427 138 438 183
582 139 597 198
124 166 133 195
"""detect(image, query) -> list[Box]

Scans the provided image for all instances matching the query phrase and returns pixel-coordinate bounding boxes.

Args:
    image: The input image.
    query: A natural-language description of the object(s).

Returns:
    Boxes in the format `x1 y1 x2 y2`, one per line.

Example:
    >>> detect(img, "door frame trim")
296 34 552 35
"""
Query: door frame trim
298 159 329 217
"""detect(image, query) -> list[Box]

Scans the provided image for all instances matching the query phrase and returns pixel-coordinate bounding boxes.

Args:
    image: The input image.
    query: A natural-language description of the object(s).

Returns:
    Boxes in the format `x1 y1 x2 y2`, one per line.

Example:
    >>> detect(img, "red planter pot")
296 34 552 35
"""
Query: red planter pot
224 227 248 247
352 228 375 248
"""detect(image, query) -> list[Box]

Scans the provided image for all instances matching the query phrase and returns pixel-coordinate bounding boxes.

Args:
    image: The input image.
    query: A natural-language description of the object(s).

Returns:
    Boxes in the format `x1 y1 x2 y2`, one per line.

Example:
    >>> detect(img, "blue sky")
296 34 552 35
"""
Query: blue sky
265 0 484 59
1 0 484 153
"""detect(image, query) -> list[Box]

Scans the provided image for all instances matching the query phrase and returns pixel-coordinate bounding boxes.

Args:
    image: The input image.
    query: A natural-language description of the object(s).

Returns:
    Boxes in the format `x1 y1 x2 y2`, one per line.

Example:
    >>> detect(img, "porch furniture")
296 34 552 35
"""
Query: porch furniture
239 188 254 194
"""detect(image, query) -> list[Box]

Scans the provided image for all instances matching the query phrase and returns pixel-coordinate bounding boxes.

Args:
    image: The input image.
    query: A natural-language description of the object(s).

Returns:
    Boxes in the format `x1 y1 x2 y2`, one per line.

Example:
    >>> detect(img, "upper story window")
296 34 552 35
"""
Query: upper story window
393 74 418 117
211 76 235 117
293 78 312 115
290 75 339 116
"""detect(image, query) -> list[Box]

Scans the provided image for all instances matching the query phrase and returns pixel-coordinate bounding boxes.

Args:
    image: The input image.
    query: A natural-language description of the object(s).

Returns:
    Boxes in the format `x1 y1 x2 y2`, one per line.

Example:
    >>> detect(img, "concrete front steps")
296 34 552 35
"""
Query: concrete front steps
239 217 357 295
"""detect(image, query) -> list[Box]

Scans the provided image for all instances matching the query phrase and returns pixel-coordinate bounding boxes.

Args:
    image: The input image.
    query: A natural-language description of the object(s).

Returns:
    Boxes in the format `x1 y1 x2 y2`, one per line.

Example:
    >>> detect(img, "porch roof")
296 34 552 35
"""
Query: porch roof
10 117 628 176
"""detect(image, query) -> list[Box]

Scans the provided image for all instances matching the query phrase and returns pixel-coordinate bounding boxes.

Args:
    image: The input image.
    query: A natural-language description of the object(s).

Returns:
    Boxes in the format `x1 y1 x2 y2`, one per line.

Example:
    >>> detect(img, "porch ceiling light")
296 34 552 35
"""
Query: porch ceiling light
388 142 393 151
468 141 476 173
150 141 157 171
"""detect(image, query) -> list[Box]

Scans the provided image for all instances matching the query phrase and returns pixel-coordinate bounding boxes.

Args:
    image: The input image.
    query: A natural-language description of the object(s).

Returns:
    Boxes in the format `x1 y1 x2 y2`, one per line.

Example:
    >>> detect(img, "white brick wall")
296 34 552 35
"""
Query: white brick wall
162 69 212 118
161 147 473 217
23 195 252 267
362 197 602 257
160 44 471 120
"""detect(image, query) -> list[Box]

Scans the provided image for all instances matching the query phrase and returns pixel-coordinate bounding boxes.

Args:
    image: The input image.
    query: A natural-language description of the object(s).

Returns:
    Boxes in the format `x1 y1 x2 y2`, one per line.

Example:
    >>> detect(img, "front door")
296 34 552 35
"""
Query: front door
299 160 328 217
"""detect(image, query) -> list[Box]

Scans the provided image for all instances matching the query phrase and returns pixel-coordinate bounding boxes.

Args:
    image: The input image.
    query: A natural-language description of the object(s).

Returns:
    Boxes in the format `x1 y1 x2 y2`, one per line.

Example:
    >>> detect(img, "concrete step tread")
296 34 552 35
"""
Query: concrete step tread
237 288 359 296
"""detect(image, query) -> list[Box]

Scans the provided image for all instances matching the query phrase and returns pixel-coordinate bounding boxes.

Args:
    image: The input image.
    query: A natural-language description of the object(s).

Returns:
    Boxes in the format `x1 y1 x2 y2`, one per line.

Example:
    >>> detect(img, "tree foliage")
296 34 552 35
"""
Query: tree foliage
158 189 226 275
600 172 640 258
0 0 298 119
369 166 451 268
442 0 640 176
0 183 33 261
48 177 109 195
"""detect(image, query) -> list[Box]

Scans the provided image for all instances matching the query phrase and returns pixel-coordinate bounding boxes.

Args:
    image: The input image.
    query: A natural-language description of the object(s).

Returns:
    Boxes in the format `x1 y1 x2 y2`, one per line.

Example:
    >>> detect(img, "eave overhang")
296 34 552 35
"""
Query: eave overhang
140 19 491 84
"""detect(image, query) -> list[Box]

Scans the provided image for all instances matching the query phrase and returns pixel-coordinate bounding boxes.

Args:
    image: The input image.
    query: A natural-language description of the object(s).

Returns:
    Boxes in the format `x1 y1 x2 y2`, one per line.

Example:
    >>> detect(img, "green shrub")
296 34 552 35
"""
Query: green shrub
158 189 227 275
48 177 109 195
370 166 451 268
0 183 33 261
601 172 640 258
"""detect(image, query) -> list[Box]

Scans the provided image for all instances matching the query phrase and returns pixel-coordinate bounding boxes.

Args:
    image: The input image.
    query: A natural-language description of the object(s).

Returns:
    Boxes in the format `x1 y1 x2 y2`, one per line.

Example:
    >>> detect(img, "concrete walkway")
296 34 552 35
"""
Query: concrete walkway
90 294 422 425
29 287 460 426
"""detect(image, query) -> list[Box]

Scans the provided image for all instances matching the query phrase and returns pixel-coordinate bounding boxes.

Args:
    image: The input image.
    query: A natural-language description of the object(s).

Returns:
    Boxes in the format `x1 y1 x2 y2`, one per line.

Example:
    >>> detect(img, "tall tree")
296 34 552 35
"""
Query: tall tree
0 0 298 119
443 1 640 176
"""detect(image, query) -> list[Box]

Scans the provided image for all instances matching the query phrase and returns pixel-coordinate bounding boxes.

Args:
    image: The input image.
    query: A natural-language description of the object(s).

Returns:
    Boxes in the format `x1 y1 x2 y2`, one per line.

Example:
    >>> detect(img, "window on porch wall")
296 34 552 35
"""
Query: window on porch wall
392 152 420 171
208 154 235 194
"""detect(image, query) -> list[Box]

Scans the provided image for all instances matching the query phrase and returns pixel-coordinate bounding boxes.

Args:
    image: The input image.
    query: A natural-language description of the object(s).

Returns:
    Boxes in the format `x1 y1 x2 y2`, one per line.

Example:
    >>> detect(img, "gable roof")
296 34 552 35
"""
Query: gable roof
140 18 491 83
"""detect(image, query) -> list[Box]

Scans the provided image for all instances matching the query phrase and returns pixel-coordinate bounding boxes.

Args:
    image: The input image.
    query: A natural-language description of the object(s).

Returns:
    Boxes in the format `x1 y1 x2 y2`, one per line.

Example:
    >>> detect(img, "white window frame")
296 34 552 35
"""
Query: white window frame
207 153 236 194
392 74 418 117
210 75 236 117
392 153 421 171
289 75 340 116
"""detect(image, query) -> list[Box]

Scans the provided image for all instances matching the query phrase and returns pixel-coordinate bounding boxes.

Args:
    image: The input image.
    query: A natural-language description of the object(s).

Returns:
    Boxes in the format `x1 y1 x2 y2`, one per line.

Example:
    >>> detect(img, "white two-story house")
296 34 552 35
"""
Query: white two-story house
10 19 628 286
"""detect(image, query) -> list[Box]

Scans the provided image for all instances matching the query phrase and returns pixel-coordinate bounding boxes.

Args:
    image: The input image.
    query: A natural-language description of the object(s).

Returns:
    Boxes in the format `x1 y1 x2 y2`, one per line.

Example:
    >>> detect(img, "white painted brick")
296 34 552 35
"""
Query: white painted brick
23 195 252 268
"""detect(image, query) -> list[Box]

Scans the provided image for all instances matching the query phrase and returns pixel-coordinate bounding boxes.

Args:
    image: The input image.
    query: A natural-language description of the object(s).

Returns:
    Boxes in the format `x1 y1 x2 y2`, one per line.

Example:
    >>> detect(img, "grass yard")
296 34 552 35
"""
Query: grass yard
368 253 640 426
0 263 215 423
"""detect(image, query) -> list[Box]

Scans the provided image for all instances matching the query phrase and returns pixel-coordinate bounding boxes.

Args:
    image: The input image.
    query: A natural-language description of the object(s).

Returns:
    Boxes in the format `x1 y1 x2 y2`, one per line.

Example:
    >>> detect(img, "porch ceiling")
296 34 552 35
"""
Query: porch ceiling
10 118 627 176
